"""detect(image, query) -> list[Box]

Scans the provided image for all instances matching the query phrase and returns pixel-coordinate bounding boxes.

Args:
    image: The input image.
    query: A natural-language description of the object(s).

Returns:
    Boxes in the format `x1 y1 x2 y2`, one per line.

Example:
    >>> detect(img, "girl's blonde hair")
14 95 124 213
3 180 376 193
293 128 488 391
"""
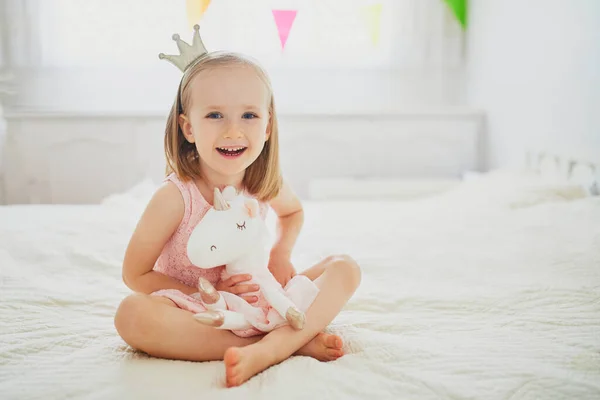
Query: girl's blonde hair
164 52 282 202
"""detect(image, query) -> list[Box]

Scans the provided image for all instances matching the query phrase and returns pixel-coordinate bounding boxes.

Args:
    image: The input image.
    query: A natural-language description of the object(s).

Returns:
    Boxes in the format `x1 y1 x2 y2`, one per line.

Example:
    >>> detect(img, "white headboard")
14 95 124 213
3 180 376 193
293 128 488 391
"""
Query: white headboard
526 149 599 196
1 110 484 204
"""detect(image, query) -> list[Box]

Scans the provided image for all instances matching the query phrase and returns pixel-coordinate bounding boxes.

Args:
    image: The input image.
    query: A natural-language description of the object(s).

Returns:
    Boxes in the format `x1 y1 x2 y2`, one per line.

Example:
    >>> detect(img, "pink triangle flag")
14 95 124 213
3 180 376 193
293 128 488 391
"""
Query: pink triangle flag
272 10 297 50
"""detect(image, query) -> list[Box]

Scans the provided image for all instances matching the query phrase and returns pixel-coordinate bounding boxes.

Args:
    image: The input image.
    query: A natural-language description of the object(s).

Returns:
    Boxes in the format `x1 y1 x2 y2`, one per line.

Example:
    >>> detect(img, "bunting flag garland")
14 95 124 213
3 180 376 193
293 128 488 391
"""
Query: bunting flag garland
271 10 298 50
183 4 391 51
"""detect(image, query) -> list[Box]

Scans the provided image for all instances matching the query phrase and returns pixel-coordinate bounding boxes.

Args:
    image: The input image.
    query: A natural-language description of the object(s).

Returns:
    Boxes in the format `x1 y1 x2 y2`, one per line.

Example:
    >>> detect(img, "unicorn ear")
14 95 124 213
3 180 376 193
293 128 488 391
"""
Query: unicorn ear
213 188 230 211
222 186 237 201
244 198 260 218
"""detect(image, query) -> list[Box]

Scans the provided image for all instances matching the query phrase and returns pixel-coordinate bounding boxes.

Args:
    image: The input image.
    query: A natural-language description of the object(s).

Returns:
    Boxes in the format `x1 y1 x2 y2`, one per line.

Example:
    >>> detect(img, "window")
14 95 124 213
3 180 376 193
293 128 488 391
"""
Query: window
2 0 465 112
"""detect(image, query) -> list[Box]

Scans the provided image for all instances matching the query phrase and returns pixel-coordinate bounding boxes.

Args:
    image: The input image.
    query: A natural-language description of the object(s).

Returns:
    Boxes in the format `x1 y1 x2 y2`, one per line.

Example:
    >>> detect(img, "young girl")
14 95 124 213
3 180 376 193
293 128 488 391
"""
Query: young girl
114 40 361 387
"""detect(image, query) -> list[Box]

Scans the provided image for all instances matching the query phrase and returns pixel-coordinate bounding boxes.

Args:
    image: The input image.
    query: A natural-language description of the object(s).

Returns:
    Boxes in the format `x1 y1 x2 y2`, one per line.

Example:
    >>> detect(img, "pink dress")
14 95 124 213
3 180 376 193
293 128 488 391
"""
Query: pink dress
151 173 271 337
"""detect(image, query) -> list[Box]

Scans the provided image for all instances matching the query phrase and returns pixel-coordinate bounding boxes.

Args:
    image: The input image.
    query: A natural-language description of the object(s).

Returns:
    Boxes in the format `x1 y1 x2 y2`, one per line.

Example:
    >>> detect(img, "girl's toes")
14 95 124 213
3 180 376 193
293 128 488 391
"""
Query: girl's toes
326 348 344 359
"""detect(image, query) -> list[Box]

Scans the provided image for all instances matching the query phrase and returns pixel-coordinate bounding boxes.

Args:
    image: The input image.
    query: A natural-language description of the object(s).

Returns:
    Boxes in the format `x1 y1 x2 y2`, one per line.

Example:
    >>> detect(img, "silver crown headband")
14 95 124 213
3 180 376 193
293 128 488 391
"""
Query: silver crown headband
159 24 208 72
159 24 210 115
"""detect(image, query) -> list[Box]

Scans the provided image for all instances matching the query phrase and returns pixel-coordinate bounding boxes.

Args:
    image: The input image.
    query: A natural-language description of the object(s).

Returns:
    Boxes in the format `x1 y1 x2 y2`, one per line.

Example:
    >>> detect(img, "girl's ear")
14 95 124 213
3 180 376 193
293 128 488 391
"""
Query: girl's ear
179 114 195 143
265 112 272 141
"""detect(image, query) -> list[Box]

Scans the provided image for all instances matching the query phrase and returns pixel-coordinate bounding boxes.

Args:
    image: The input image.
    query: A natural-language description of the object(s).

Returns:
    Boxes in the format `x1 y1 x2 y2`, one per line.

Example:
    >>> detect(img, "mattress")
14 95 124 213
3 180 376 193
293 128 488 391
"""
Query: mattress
1 170 599 399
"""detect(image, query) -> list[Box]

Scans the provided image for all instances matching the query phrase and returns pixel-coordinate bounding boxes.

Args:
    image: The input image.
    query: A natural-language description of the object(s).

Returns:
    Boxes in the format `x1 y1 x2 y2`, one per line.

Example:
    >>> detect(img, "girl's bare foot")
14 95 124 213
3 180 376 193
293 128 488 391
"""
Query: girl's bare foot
295 332 344 361
224 333 344 387
224 345 272 387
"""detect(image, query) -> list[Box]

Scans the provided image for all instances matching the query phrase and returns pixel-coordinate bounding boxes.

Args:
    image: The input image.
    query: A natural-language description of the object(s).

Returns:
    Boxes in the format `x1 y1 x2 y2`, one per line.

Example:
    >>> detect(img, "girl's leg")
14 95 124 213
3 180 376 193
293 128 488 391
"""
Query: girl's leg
114 294 259 361
224 254 361 387
114 291 344 362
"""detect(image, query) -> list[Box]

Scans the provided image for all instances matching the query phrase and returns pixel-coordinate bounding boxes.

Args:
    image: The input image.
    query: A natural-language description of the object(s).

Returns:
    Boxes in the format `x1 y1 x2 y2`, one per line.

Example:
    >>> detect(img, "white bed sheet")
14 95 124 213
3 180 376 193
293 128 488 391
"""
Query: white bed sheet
1 172 599 399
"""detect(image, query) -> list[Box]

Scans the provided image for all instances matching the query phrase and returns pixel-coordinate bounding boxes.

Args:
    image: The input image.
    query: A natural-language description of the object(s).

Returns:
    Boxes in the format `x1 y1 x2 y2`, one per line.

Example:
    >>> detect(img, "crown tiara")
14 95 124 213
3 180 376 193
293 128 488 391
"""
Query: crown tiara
159 24 208 72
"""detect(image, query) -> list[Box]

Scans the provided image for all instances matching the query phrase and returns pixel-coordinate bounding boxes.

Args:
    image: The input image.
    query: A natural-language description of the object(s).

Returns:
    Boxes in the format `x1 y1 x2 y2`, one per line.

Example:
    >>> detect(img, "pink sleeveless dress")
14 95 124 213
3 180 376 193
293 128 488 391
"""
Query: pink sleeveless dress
151 173 271 337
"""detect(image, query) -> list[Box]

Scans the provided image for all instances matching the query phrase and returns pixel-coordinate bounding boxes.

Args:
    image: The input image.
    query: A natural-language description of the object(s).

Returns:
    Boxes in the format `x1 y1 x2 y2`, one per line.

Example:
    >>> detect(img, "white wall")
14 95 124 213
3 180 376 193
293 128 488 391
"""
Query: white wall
466 0 600 169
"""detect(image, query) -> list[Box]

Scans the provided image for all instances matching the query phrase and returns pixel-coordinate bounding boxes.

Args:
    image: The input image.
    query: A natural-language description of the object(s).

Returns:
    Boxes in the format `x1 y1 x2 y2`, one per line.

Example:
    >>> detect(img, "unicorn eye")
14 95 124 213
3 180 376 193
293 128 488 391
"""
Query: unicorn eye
210 245 217 251
237 221 246 230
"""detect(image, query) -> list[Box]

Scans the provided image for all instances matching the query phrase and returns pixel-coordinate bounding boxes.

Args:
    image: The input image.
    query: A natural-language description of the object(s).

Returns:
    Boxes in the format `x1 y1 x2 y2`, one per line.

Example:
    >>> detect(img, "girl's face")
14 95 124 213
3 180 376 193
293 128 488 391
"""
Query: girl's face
179 65 271 182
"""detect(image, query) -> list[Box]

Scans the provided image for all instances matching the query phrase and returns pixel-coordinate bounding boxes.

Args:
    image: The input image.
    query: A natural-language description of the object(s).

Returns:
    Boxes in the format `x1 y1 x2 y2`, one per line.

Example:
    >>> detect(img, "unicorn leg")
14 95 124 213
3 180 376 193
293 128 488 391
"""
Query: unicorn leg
194 277 227 310
261 283 305 330
193 310 253 330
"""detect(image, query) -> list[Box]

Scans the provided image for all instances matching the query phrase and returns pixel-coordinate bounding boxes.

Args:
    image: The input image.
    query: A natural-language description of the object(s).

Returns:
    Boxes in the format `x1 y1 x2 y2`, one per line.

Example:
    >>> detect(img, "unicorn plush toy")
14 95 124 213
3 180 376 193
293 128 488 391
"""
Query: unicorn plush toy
188 186 319 336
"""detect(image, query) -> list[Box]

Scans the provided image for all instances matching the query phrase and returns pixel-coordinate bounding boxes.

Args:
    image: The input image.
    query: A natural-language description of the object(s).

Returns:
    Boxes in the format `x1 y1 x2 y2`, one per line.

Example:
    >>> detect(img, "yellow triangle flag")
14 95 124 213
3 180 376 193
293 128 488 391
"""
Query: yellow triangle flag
186 0 211 29
363 3 383 46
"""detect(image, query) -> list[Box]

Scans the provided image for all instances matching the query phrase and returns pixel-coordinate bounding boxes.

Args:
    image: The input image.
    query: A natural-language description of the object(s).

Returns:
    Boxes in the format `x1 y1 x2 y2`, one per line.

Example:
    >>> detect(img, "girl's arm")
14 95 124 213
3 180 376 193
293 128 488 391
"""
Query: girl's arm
268 181 304 286
122 182 197 296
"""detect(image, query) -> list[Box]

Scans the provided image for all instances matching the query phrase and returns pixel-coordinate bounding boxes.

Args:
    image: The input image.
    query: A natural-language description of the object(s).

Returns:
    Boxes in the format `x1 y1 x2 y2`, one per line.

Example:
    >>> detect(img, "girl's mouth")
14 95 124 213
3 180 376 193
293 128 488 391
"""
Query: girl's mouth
216 147 247 158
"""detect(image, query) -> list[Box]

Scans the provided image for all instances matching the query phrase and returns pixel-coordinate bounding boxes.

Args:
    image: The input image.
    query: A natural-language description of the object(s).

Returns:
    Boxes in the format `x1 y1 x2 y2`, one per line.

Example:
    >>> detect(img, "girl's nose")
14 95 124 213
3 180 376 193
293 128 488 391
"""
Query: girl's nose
224 123 243 139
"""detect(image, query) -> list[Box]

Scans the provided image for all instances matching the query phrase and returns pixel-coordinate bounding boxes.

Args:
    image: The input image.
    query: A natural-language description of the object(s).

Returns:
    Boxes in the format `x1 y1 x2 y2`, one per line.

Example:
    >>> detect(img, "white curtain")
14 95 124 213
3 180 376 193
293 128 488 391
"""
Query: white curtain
2 0 466 112
0 0 31 101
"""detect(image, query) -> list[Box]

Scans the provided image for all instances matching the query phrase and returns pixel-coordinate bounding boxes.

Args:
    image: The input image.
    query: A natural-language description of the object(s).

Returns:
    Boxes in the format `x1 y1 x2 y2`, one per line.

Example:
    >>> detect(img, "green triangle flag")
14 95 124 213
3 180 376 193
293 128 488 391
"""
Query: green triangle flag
443 0 467 29
363 4 383 46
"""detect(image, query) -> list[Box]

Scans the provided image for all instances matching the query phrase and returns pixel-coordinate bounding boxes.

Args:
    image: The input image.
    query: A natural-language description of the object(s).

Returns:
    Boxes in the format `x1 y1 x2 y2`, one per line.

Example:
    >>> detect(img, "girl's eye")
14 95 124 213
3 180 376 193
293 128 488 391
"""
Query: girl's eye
236 221 246 230
242 112 258 119
206 112 223 119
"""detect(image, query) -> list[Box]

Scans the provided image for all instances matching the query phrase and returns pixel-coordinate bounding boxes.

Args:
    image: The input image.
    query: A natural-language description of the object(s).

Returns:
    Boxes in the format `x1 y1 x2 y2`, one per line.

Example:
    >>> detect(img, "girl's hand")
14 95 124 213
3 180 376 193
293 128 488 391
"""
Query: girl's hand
268 252 297 287
215 274 260 304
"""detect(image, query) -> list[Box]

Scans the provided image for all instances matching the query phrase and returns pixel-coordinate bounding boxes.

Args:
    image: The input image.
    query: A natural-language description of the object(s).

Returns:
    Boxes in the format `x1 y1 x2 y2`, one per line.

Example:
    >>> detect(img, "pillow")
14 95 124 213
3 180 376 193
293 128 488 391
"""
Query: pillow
101 178 158 209
448 168 589 209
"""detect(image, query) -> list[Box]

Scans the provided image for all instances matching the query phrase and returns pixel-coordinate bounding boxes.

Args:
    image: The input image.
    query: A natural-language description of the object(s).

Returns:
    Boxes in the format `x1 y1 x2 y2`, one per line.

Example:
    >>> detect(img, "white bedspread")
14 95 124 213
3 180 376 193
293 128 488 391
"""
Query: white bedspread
1 171 599 399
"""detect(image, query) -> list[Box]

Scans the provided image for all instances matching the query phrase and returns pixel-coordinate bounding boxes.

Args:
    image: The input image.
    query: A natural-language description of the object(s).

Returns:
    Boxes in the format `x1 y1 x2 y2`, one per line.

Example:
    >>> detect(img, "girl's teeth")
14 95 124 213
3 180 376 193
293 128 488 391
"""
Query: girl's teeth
217 147 246 156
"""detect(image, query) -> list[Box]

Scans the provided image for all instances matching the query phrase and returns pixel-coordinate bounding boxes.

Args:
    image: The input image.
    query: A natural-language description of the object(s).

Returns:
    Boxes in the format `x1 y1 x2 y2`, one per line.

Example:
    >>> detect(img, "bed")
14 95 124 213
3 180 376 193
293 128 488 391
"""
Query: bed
1 164 599 399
